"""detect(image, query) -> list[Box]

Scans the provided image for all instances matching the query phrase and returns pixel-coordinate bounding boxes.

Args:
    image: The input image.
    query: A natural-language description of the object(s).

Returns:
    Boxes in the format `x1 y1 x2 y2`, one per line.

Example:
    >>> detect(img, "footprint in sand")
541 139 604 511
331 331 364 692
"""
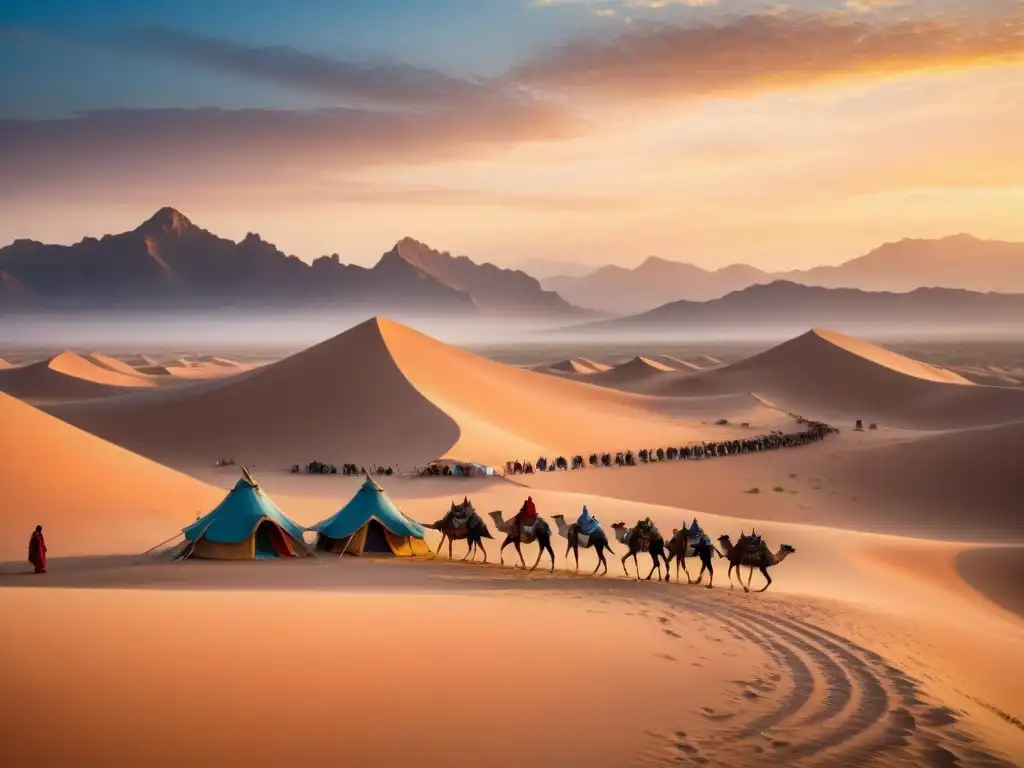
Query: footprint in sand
663 628 682 638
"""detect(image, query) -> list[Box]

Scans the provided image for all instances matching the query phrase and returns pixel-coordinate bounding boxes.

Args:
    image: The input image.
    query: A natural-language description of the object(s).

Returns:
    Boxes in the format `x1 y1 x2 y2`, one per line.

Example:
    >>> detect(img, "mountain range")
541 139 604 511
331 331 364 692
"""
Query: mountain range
542 235 1024 314
0 208 582 317
564 281 1024 337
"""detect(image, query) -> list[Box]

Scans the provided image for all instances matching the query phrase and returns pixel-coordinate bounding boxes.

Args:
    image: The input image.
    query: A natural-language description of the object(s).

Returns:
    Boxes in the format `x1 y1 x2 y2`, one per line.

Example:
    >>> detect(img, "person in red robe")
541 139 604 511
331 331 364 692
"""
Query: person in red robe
28 525 47 574
519 496 538 524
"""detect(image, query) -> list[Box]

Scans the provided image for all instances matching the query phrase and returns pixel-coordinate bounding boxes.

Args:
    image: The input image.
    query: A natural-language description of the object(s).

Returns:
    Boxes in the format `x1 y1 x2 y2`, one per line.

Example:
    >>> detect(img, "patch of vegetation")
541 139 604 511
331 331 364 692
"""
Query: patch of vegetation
715 418 729 426
740 422 750 428
773 486 785 493
745 487 760 494
788 473 797 479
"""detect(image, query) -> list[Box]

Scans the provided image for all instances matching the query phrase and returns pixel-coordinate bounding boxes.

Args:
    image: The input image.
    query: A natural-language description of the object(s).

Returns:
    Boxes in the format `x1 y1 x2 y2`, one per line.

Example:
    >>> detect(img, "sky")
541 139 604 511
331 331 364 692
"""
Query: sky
1 0 1023 270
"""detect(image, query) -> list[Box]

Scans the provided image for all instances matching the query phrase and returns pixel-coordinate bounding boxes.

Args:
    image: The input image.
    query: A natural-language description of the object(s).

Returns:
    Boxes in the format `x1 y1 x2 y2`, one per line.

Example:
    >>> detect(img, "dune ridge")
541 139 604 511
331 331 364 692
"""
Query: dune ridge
85 353 154 381
537 358 603 374
638 329 1024 429
0 350 157 401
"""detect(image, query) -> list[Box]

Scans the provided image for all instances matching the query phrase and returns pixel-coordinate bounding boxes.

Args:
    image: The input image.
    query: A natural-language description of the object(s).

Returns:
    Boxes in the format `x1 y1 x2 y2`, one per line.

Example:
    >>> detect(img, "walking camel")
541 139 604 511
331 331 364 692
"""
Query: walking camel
487 511 556 572
611 519 669 581
665 527 721 587
421 498 493 562
551 514 615 576
717 533 796 592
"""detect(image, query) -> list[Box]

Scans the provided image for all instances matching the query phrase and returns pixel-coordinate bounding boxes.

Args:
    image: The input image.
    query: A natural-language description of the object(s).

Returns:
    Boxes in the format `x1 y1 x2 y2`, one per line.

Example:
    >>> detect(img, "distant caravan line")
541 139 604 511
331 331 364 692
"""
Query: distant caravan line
503 419 839 475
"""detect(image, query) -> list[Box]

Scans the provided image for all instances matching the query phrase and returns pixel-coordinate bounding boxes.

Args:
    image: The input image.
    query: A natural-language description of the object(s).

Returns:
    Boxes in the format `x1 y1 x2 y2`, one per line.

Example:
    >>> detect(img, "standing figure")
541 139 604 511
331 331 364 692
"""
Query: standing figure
28 525 47 574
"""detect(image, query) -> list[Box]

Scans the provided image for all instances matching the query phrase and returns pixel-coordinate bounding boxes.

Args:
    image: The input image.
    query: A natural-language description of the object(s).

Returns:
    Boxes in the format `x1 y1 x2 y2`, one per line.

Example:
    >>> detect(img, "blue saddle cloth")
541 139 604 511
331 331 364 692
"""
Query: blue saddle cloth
688 519 711 547
577 506 602 536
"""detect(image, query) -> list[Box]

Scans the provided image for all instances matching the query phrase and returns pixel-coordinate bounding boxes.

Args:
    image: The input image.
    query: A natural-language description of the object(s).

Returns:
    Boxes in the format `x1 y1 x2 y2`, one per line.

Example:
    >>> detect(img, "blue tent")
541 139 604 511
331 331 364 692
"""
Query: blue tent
309 475 430 556
182 476 307 560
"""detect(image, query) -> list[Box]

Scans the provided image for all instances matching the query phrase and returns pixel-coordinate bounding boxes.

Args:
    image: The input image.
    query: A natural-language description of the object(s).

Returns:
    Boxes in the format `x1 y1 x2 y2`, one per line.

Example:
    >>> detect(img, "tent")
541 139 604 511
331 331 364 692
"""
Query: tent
309 475 431 556
181 469 308 560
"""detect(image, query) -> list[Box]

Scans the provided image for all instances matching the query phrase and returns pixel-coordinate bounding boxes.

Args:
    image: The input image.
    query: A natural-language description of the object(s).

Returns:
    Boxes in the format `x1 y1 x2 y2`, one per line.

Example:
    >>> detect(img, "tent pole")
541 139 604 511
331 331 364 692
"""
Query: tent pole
175 517 216 562
139 531 185 558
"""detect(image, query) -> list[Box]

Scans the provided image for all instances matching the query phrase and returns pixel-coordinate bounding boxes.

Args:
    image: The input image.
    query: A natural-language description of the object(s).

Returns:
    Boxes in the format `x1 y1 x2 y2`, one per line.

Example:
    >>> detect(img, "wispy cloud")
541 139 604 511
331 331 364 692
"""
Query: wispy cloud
509 6 1024 103
120 27 487 109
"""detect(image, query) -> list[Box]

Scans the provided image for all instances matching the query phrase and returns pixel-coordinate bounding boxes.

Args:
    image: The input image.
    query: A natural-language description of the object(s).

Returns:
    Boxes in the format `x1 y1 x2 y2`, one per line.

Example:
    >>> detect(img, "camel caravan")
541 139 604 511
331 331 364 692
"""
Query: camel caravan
504 419 838 476
421 497 796 592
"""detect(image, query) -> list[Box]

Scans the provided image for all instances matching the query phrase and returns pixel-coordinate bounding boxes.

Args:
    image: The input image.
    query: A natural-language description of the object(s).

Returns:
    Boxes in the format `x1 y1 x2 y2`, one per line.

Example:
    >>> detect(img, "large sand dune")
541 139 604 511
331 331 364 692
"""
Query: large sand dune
45 318 756 470
0 393 217 559
639 329 1024 429
0 350 156 401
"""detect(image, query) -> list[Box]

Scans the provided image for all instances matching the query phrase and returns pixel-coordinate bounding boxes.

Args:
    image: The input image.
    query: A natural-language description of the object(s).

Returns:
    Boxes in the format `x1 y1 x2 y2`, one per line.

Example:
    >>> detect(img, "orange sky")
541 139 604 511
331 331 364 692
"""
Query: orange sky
3 3 1023 270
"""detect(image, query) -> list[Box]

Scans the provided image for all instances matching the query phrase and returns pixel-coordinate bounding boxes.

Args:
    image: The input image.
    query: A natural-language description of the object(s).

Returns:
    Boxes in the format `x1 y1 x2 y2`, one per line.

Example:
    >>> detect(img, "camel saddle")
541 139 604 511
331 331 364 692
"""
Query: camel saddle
518 521 538 541
636 533 653 552
449 509 473 536
736 535 768 566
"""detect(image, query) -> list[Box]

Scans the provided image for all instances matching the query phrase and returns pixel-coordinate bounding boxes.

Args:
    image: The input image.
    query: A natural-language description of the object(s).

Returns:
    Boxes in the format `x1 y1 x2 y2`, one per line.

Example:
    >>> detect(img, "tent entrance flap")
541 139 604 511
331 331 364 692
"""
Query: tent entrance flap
254 520 290 558
363 520 392 554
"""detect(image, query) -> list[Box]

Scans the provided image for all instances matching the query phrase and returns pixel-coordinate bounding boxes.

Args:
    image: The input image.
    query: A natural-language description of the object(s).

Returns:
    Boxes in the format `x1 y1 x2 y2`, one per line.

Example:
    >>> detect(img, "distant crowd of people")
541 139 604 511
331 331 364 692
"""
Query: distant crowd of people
503 419 839 476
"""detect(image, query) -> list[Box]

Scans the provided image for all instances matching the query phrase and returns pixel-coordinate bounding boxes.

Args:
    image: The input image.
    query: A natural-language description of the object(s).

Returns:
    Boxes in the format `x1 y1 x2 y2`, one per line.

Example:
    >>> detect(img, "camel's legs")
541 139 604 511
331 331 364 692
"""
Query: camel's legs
434 532 446 558
541 540 555 573
632 553 641 580
529 541 544 571
681 556 693 585
478 541 489 564
462 538 475 561
620 552 631 576
727 563 735 589
499 536 513 565
644 560 659 581
513 541 526 569
743 566 754 593
757 566 772 593
448 535 454 561
573 544 580 573
705 559 714 589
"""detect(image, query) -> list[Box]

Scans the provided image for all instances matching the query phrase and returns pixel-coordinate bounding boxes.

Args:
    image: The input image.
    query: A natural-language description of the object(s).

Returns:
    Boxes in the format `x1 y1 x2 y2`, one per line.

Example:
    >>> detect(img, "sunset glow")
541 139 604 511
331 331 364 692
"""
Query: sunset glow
2 0 1022 268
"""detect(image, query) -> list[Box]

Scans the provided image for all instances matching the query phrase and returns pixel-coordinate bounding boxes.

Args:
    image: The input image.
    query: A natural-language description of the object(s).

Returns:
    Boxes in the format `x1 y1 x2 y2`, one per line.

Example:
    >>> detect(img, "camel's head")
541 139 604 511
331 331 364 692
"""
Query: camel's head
610 522 627 531
718 534 732 545
781 544 796 554
551 514 564 520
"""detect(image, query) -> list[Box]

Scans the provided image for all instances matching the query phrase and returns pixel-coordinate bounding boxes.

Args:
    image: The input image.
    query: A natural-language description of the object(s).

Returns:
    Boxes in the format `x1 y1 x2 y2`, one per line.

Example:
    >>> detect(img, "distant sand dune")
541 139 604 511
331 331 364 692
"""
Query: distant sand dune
639 328 1024 429
85 353 153 381
0 350 157 401
0 358 12 370
656 355 703 371
536 358 602 374
590 355 676 386
575 357 611 372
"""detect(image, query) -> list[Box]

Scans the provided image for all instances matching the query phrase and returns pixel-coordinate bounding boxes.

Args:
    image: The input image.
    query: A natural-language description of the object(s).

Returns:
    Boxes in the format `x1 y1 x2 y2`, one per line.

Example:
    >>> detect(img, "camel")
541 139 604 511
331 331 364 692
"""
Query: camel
665 528 721 587
551 514 615 576
717 533 795 592
487 511 555 572
610 519 669 581
421 498 493 563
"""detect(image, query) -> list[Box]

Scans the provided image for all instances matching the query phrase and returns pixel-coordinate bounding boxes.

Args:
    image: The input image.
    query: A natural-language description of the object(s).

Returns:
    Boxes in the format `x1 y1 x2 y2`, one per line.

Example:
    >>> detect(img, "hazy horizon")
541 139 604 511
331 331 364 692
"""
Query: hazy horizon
5 312 1024 360
3 0 1024 271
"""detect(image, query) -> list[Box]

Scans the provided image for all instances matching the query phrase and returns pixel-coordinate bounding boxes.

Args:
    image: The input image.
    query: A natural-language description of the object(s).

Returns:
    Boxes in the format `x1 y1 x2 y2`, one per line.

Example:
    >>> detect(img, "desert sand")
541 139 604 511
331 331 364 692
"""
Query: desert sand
1 319 1023 767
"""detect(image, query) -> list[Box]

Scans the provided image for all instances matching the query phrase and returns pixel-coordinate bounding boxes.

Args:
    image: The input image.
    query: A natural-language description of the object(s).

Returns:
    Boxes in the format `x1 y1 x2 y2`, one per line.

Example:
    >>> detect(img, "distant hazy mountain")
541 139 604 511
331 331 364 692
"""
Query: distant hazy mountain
782 234 1024 292
540 235 1024 314
514 257 595 279
542 257 773 313
0 208 588 317
564 281 1024 336
385 238 580 315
